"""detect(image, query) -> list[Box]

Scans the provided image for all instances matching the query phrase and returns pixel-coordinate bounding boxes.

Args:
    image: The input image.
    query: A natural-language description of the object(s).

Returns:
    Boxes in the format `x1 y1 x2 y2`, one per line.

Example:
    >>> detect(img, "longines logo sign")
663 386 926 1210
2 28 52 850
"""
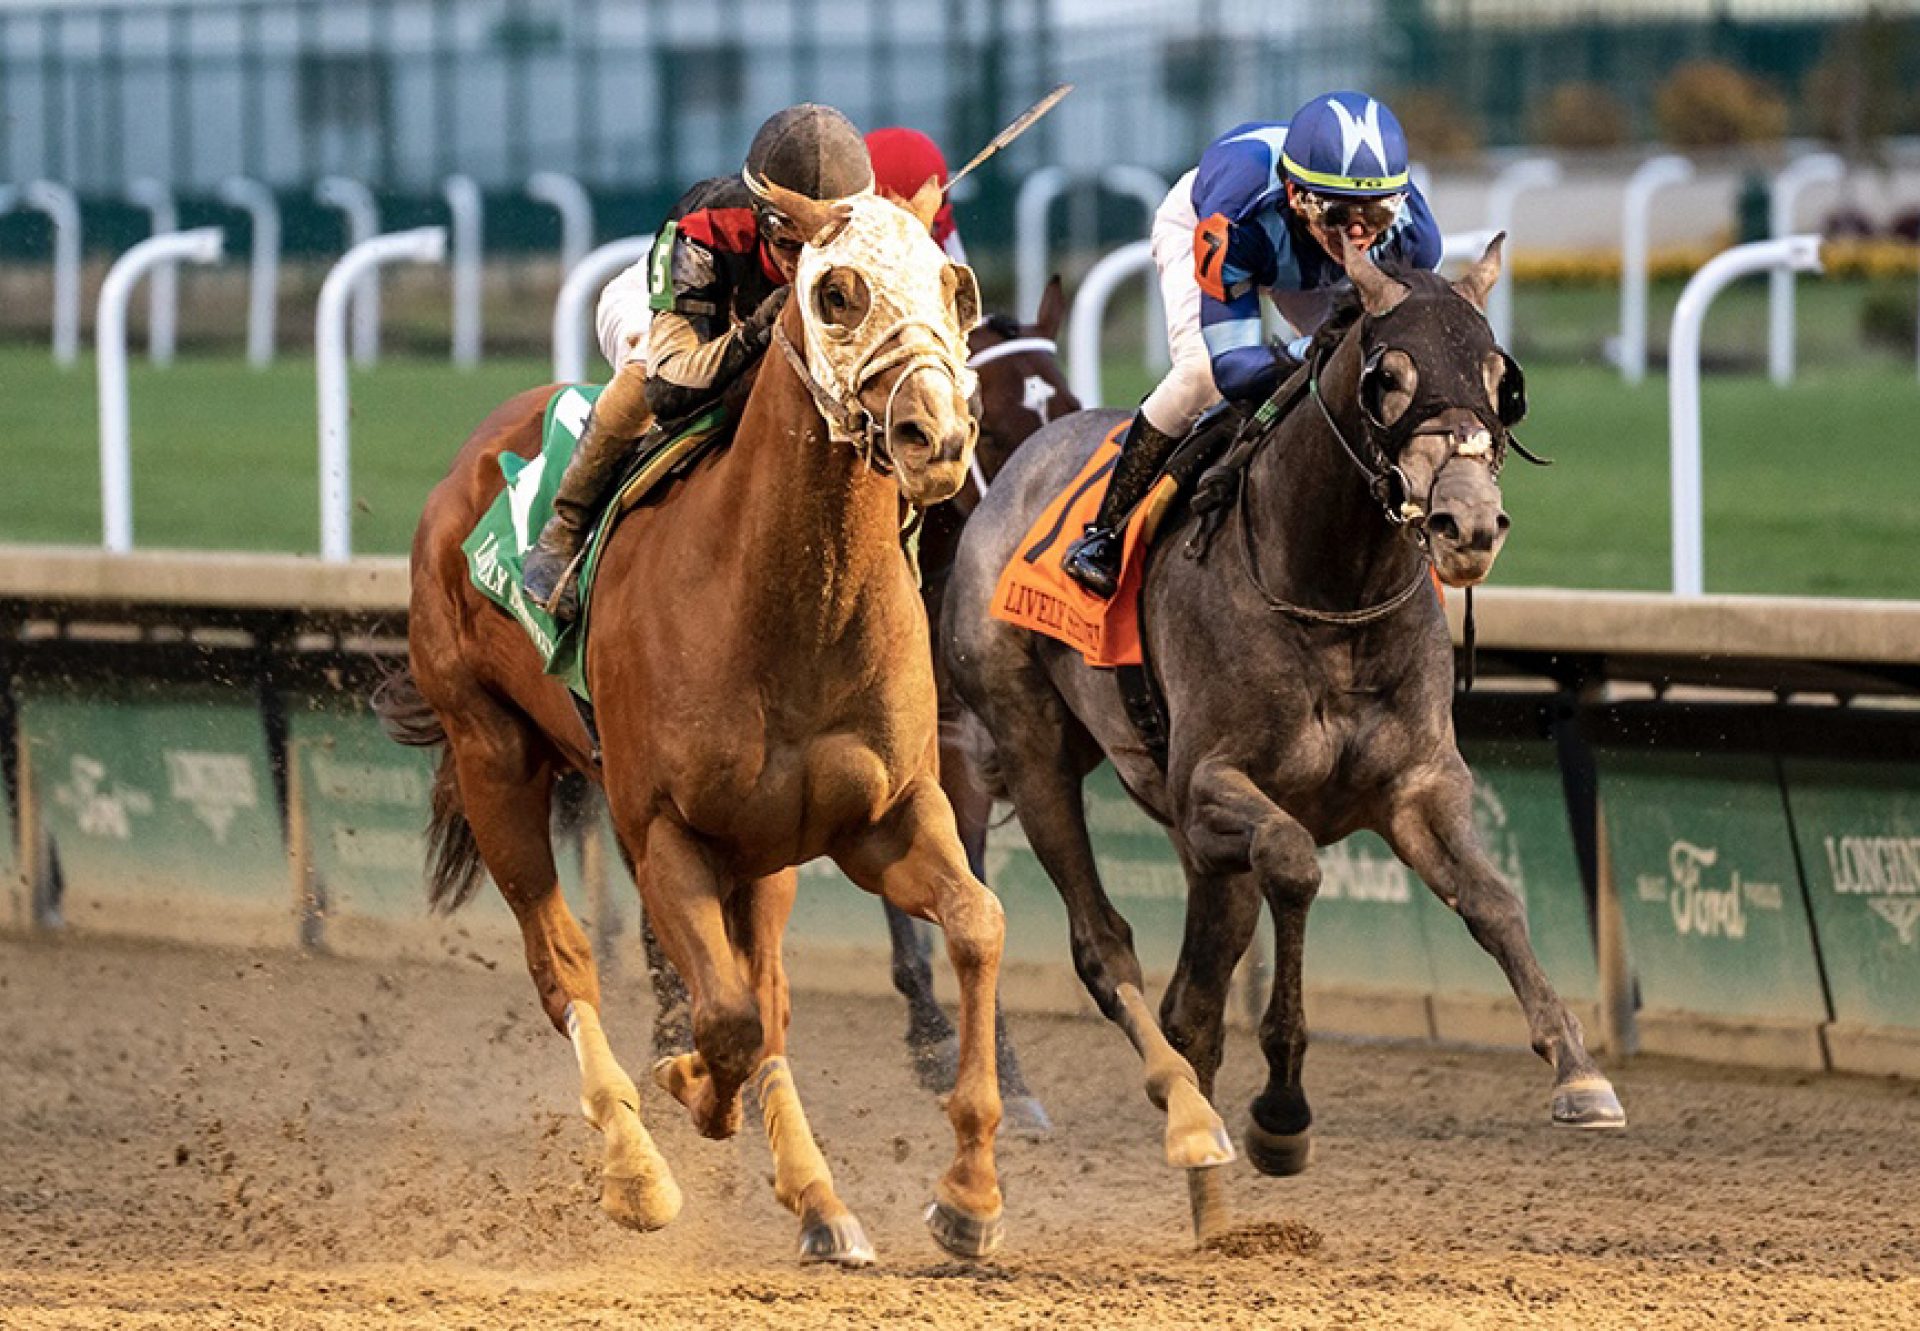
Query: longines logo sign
1821 834 1920 947
1635 840 1786 940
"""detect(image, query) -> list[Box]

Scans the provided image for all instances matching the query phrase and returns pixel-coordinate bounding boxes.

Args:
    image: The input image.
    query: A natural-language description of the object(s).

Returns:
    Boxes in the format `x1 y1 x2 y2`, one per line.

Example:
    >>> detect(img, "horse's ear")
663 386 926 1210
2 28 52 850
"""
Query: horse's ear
1453 231 1506 311
1035 274 1066 339
947 263 981 333
1343 235 1408 315
906 176 944 234
747 173 850 246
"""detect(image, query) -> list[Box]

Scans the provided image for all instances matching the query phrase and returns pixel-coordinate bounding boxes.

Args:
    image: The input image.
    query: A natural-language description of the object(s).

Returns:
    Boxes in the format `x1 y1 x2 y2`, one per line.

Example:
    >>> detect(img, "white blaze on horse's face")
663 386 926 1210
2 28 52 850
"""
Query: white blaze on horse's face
795 194 981 504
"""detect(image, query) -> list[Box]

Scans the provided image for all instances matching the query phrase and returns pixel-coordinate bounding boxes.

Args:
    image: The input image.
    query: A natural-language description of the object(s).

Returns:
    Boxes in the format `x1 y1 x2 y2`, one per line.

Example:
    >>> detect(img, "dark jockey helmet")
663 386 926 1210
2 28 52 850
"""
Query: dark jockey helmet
743 103 874 249
1280 91 1411 198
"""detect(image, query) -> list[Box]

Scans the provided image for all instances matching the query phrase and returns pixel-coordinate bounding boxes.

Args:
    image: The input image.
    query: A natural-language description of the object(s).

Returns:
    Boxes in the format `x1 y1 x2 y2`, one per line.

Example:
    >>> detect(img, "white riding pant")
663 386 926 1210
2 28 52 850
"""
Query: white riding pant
595 257 654 373
1136 170 1218 438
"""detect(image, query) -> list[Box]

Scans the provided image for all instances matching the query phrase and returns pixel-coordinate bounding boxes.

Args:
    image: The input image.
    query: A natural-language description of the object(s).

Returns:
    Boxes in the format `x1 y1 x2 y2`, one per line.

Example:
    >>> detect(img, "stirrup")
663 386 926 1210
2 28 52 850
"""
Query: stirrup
1062 525 1122 599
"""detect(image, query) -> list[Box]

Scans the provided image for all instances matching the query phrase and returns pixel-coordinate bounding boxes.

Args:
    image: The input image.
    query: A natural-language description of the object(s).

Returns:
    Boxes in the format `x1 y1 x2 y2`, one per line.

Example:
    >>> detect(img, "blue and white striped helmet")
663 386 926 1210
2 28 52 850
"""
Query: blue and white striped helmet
1281 92 1411 198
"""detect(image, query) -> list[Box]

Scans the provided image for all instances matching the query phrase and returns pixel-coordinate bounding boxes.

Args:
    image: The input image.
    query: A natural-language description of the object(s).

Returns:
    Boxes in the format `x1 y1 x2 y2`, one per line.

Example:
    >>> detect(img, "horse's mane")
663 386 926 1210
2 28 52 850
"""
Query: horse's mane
978 313 1024 340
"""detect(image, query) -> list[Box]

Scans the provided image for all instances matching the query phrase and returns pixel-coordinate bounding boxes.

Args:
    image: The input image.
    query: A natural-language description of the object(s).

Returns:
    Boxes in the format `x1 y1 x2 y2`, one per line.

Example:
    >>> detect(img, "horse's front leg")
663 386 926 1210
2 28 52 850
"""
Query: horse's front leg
1185 760 1324 1180
837 776 1006 1260
1384 760 1626 1129
737 870 875 1267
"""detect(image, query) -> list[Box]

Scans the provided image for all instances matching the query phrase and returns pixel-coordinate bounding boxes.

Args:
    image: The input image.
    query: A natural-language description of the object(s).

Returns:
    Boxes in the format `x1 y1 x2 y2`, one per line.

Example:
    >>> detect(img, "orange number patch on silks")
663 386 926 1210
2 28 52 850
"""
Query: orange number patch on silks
1193 212 1231 302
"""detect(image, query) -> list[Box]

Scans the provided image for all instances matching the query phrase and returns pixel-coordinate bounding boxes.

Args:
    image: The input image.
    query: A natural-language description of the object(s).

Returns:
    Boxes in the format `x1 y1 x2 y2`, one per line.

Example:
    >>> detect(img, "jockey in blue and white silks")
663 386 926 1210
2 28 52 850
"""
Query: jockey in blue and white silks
1063 92 1444 599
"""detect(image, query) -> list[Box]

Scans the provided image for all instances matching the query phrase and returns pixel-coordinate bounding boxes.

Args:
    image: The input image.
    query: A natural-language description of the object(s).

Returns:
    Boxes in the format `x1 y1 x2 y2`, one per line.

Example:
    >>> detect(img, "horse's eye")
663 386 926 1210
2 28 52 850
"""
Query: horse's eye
825 286 847 312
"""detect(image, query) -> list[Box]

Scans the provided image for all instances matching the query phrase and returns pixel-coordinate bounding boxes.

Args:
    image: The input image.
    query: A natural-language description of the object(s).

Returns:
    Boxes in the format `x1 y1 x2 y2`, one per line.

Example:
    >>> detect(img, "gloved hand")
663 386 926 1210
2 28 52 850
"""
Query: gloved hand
1270 332 1313 378
739 285 792 347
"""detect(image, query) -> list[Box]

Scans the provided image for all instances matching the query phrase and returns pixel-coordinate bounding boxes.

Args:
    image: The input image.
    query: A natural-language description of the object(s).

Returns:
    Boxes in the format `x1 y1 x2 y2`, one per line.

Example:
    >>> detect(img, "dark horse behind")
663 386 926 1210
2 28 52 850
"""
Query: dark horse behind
942 235 1624 1243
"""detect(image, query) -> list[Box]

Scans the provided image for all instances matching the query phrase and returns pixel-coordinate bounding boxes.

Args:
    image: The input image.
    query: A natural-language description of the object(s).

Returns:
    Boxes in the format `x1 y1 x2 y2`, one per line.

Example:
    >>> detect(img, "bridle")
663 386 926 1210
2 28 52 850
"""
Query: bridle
960 317 1063 498
771 199 980 480
1230 295 1546 645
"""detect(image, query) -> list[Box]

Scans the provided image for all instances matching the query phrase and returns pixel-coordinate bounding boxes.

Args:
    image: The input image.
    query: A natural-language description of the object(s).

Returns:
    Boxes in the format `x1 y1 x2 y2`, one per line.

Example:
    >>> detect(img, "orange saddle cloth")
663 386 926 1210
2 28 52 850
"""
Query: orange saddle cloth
990 424 1175 668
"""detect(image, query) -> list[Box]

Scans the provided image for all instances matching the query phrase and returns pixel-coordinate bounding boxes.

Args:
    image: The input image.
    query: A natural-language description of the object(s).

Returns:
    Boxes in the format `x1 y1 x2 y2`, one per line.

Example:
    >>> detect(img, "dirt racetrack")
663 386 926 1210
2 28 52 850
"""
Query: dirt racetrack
2 929 1917 1330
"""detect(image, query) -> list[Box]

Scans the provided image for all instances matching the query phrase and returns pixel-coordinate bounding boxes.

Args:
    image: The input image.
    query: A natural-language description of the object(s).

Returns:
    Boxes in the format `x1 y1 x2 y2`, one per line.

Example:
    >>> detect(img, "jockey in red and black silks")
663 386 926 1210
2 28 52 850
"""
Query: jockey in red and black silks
523 103 875 621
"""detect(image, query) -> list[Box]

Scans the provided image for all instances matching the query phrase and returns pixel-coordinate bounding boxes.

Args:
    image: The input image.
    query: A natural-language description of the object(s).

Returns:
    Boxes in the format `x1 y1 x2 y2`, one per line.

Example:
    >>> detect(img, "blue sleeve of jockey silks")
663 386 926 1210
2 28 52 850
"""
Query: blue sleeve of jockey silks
1201 286 1281 403
1378 185 1444 272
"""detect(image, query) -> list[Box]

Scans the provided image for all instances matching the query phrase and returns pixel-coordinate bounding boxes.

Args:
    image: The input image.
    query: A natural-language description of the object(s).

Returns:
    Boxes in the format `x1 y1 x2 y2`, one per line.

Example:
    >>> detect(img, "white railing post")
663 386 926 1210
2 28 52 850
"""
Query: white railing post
528 171 595 275
1440 228 1499 269
317 228 448 562
1768 153 1844 386
444 175 483 368
1015 166 1069 325
1667 235 1822 596
552 234 655 384
315 176 382 366
1484 157 1562 349
96 228 226 552
127 178 180 366
1066 240 1154 407
1099 164 1171 372
1618 154 1694 386
218 176 282 369
23 180 82 366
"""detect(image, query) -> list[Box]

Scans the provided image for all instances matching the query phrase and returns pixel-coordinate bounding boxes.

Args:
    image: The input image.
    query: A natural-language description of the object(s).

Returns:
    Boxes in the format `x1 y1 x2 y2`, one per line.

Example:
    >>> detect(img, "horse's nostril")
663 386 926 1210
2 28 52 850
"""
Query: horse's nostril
1495 511 1512 535
893 420 934 453
1429 512 1462 544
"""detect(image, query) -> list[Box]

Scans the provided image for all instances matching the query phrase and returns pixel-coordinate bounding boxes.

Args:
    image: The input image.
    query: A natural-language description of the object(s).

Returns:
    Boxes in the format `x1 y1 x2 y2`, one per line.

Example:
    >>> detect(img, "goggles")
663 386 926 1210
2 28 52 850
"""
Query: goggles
756 205 805 255
1294 189 1406 235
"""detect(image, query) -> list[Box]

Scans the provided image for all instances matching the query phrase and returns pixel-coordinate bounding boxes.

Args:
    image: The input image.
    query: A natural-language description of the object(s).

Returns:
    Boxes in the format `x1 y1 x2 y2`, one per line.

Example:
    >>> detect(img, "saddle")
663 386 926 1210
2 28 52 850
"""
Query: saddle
989 401 1247 668
462 385 734 701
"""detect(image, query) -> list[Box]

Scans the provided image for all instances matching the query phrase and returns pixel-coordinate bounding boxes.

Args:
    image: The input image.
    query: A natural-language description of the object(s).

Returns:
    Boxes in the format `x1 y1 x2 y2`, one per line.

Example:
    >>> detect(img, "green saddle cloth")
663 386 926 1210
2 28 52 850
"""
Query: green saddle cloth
461 385 723 700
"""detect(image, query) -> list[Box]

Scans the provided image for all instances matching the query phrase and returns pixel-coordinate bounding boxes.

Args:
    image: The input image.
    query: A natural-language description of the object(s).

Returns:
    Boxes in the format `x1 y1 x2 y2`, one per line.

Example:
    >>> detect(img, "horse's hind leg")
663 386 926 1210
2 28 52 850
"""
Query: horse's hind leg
1157 837 1264 1243
1385 761 1625 1129
837 777 1006 1260
994 723 1233 1172
733 870 876 1267
1184 761 1323 1182
440 712 681 1231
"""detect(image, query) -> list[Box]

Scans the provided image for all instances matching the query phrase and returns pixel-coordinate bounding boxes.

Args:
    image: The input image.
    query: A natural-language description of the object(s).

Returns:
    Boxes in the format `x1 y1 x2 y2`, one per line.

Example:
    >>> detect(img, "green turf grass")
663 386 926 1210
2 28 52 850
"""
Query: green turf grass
2 346 1916 598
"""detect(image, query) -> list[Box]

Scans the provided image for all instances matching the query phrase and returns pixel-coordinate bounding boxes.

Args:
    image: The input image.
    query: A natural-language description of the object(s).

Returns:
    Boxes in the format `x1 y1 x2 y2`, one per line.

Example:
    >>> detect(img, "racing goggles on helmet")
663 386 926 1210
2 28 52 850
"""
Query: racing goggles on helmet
1294 189 1406 235
755 204 806 255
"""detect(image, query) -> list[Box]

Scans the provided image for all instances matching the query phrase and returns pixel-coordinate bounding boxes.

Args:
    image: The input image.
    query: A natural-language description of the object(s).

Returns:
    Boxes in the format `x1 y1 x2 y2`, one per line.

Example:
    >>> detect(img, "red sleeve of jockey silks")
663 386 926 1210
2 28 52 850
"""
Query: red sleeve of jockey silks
677 206 760 258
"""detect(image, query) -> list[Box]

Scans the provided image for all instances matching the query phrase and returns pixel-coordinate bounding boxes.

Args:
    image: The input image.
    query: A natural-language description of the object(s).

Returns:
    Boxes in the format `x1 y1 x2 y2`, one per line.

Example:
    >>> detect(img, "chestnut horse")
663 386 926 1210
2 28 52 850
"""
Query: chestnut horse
376 185 1006 1266
636 284 1082 1132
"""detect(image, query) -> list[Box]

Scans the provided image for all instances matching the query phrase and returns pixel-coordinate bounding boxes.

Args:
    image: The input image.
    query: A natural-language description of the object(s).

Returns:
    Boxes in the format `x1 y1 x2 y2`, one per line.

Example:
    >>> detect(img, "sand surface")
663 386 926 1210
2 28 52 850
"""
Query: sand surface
2 929 1917 1328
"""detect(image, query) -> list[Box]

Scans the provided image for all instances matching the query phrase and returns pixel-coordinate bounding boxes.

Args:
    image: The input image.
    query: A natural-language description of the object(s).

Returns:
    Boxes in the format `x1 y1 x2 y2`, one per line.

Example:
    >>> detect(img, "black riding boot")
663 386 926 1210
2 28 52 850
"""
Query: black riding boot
1061 412 1180 598
522 371 653 621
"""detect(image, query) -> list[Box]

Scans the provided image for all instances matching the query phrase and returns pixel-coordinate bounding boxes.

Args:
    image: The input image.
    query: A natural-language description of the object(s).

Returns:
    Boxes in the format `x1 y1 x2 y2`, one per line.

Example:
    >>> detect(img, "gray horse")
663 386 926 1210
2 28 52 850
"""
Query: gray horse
942 236 1624 1242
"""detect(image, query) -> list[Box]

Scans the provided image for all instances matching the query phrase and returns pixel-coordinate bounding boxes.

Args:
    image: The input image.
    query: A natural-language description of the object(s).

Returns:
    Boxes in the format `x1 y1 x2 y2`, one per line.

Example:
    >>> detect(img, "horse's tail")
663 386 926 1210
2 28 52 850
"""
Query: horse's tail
370 665 486 914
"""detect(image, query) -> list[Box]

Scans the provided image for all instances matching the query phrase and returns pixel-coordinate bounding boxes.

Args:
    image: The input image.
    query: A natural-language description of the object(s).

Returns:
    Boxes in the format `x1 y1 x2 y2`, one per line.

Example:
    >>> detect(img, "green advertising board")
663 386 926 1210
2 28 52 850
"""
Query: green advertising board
17 683 288 940
1421 741 1600 1004
1600 751 1826 1023
1304 830 1436 994
1781 758 1920 1032
290 697 609 943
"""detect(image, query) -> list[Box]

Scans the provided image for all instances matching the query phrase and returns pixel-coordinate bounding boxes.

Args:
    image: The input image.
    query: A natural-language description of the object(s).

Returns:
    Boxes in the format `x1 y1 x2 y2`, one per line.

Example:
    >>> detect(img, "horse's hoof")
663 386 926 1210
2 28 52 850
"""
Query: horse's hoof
1551 1076 1627 1130
1001 1094 1053 1139
1243 1117 1313 1177
600 1169 683 1232
908 1034 960 1095
924 1198 1005 1260
799 1212 876 1268
1164 1081 1236 1169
